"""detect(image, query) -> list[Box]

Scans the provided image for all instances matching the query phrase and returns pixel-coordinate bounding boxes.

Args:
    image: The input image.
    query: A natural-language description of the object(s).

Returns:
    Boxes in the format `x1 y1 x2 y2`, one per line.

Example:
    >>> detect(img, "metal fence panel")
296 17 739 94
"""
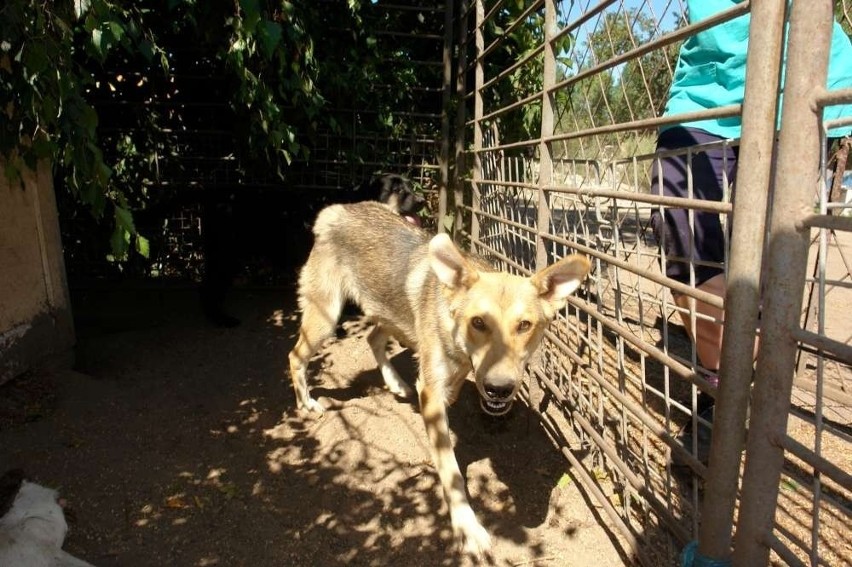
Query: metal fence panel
449 1 852 565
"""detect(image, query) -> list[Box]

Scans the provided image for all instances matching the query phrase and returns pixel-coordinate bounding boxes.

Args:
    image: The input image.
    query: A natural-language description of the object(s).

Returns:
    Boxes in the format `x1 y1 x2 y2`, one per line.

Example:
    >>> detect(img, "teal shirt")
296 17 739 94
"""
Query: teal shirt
663 0 852 138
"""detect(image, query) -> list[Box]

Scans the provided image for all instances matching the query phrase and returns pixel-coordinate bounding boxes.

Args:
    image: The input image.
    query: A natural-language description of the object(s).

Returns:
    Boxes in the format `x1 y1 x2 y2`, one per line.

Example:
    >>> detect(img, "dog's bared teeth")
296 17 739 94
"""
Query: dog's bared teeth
479 397 513 416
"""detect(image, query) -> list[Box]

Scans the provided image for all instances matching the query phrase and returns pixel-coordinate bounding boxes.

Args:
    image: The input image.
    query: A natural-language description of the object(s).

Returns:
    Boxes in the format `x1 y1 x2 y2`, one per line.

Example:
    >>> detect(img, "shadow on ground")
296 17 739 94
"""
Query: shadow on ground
0 286 628 566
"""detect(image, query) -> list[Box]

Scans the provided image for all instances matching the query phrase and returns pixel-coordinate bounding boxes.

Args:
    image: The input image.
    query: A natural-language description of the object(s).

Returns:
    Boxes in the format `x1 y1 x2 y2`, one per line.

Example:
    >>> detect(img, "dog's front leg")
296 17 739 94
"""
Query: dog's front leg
418 362 491 558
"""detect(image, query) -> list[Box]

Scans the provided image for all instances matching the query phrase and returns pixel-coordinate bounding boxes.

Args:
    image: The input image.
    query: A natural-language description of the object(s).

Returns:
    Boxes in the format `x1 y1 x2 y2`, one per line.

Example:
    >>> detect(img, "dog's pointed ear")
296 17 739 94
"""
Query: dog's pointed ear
429 233 479 288
531 254 590 309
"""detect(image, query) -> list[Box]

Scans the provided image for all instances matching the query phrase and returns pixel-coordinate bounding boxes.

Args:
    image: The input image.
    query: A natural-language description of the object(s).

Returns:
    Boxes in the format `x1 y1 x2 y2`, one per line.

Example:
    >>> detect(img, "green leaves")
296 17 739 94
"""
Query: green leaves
258 20 283 60
1 0 153 261
73 0 92 20
110 205 149 260
3 0 414 265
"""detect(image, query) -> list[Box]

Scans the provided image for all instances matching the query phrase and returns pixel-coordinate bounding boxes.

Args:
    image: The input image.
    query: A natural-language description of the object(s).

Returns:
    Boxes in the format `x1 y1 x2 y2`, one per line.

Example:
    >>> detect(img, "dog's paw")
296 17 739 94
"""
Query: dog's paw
379 367 415 400
388 380 415 400
452 507 492 559
298 397 325 415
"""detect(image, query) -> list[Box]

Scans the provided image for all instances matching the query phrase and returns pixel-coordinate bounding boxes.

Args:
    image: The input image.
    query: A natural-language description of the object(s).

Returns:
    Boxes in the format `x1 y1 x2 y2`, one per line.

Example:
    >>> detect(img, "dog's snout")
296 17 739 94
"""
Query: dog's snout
484 380 515 401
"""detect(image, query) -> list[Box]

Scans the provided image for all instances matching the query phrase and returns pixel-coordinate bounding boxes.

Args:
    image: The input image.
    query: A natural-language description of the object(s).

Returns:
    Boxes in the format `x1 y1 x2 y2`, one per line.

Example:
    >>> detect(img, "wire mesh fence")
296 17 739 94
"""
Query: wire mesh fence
447 1 852 564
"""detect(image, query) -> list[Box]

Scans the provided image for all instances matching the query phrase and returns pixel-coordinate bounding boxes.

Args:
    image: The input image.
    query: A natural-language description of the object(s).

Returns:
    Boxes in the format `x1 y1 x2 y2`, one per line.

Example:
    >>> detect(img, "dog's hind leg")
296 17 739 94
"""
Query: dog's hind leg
367 325 414 399
288 290 344 414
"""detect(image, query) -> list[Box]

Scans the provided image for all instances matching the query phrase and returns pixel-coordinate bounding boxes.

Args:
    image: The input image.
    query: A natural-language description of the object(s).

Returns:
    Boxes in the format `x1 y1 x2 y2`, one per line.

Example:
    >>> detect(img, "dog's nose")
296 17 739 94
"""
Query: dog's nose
484 382 514 401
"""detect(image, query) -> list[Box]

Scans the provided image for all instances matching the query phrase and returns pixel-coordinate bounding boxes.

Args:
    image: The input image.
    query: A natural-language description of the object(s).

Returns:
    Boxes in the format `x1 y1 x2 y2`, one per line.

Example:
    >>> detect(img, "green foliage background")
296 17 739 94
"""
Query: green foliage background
0 0 413 262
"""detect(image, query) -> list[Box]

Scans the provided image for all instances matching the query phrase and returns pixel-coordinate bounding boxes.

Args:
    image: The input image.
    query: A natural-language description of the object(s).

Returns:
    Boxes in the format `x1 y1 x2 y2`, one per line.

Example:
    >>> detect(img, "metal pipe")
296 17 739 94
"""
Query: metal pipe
791 328 852 363
775 434 852 491
480 0 543 60
453 0 469 241
470 104 742 144
470 0 485 247
797 213 852 232
563 296 718 396
733 2 834 564
544 105 743 144
814 86 852 107
531 366 694 546
535 0 557 271
526 392 648 564
439 0 455 234
542 328 709 474
698 0 788 559
764 533 808 567
792 374 852 407
551 234 725 309
544 186 732 214
547 2 751 96
464 211 729 305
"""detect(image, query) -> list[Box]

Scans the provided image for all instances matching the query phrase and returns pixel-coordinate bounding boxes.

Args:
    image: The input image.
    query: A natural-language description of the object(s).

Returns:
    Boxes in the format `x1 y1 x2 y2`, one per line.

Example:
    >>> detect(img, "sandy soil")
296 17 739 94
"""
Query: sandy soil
0 286 630 567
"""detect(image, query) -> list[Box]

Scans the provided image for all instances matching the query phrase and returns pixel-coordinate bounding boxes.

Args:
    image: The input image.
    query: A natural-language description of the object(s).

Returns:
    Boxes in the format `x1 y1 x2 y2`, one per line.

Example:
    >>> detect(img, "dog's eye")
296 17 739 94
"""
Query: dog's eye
471 316 487 331
517 320 532 333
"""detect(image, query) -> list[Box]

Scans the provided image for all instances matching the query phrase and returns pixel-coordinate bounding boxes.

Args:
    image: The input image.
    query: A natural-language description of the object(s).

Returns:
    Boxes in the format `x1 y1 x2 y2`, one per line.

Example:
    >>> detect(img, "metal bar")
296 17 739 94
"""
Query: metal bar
775 434 852 491
541 328 708 474
438 0 455 234
698 0 787 560
535 0 557 272
564 295 718 396
552 234 725 310
480 0 510 29
527 392 647 564
453 0 469 241
480 1 543 60
814 86 852 108
467 237 529 274
531 366 694 546
825 116 852 130
466 179 733 215
797 213 852 232
544 105 743 143
549 0 615 48
792 374 852 407
547 1 751 96
791 328 852 363
470 104 742 145
480 44 544 94
733 2 834 564
764 533 808 567
475 89 543 126
541 185 732 214
470 0 485 247
462 202 727 307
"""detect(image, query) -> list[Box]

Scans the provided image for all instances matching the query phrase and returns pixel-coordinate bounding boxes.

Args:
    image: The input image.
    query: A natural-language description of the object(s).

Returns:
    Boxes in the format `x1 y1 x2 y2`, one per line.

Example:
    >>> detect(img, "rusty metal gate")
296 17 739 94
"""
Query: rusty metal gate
440 1 852 564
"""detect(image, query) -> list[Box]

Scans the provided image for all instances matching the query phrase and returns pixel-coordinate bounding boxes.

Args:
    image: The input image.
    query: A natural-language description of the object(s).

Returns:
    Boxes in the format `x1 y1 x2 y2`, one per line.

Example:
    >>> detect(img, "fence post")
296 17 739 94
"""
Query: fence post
697 0 786 560
536 0 556 270
454 0 468 242
439 0 455 234
733 1 833 564
471 0 484 247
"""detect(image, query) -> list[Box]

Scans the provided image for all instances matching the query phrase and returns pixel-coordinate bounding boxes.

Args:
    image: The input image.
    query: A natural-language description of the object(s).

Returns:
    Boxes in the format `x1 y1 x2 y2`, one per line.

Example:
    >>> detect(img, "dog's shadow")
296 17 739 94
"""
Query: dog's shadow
308 349 419 408
447 382 574 547
315 356 572 548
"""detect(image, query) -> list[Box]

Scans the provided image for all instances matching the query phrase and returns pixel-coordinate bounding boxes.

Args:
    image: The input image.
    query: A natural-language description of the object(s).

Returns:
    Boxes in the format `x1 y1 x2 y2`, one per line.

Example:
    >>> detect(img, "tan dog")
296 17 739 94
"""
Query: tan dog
288 202 590 557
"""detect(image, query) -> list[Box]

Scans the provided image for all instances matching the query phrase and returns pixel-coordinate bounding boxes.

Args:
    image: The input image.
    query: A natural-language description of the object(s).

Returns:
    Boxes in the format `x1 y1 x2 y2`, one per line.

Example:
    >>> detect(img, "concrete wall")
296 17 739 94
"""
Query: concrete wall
0 159 74 384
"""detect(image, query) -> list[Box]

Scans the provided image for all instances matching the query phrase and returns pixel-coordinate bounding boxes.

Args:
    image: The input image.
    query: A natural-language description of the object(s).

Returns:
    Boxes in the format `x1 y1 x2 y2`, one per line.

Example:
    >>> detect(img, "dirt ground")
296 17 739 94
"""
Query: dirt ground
0 285 631 567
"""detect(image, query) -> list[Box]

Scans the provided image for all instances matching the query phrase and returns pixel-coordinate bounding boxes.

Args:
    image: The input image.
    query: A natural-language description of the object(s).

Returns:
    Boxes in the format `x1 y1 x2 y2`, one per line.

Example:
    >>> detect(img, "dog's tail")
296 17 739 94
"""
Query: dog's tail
311 204 347 239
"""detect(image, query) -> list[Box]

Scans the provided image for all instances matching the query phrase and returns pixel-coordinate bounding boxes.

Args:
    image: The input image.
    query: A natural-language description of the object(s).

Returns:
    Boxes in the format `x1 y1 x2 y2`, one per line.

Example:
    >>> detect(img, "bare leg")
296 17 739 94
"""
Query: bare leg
675 273 727 372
